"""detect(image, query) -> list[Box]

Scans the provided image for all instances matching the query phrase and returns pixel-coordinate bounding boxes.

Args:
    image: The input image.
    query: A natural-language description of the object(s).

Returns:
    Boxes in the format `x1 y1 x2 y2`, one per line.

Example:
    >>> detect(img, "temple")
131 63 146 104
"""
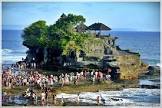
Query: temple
23 22 147 81
74 22 143 80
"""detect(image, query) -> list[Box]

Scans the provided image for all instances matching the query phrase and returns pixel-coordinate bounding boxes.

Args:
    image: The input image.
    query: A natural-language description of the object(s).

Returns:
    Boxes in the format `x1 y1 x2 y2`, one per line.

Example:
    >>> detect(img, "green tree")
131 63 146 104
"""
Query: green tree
22 13 90 66
48 13 87 56
22 20 48 48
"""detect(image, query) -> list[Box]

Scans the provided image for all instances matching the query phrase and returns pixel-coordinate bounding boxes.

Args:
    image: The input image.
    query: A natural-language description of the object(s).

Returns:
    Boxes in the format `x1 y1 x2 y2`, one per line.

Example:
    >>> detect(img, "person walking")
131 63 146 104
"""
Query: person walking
61 95 64 105
92 75 95 85
45 87 49 102
96 95 100 105
41 91 46 103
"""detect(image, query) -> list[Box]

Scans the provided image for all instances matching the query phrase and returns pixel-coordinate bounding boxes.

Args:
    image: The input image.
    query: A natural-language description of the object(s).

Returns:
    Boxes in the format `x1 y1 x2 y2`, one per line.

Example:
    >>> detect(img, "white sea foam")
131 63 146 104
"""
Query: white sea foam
56 88 160 106
2 48 26 55
2 48 27 64
156 63 161 67
2 55 26 64
139 80 155 86
2 49 13 55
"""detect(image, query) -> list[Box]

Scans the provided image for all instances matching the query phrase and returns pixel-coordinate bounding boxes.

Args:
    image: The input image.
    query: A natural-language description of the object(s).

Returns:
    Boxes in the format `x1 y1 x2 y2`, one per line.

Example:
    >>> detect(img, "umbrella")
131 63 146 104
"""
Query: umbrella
87 22 111 36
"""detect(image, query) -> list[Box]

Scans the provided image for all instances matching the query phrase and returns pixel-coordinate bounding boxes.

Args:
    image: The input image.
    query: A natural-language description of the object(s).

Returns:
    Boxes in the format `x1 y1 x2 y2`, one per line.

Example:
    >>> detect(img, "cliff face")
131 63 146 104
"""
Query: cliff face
116 54 148 80
82 35 117 59
78 34 148 80
83 36 105 59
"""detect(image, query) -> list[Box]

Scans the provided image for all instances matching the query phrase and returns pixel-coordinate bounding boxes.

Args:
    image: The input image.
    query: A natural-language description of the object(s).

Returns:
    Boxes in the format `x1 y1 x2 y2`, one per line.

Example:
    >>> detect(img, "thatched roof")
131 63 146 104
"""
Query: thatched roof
87 22 111 31
75 23 87 32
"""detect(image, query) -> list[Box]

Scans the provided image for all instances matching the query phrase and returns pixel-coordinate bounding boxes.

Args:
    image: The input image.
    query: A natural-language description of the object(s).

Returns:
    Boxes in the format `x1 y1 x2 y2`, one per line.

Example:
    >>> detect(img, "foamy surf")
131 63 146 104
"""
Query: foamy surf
2 48 27 64
56 88 160 106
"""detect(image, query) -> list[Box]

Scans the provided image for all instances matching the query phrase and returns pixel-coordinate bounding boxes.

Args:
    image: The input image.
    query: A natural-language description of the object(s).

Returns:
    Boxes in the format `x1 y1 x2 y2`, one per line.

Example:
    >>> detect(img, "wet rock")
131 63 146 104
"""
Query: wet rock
146 66 160 75
110 97 123 101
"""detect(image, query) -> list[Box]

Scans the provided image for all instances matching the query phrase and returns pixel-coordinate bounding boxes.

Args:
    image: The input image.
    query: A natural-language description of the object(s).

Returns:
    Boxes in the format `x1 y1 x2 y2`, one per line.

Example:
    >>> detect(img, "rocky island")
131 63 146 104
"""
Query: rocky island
21 13 148 80
3 13 155 106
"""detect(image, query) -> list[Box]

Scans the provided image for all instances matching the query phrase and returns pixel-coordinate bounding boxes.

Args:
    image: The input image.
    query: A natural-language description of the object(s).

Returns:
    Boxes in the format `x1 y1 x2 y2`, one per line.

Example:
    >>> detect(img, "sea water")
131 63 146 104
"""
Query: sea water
109 31 160 66
2 30 28 65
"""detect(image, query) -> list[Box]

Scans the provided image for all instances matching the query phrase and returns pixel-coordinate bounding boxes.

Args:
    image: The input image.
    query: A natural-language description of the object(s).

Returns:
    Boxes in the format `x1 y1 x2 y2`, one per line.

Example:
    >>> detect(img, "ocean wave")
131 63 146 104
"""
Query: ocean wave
142 59 160 66
2 48 27 64
156 63 161 67
2 48 27 55
2 54 26 64
56 88 160 106
2 48 13 54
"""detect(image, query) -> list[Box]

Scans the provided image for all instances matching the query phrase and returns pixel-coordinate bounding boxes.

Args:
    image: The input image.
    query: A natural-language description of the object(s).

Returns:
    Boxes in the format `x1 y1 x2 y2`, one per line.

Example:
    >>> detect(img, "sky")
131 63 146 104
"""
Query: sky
2 2 160 31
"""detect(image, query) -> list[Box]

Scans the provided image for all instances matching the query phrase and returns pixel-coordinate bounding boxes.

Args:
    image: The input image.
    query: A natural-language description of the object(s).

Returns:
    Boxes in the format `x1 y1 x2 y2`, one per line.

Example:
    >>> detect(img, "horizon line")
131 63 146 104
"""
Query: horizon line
2 28 160 32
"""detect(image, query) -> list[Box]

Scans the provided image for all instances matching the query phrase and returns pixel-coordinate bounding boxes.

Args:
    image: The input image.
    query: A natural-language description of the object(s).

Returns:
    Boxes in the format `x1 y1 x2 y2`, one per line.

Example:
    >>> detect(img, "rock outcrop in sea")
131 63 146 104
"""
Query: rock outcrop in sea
21 13 148 80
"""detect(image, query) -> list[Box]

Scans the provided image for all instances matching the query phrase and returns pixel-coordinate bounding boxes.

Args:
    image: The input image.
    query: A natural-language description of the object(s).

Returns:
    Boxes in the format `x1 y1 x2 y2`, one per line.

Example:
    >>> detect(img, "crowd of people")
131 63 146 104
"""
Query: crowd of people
2 61 114 105
2 67 112 88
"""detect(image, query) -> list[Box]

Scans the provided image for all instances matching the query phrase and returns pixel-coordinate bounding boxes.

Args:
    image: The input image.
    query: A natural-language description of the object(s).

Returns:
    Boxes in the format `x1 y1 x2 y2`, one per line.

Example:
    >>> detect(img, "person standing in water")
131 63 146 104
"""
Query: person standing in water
96 95 100 105
77 93 80 105
61 95 64 105
53 94 57 105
